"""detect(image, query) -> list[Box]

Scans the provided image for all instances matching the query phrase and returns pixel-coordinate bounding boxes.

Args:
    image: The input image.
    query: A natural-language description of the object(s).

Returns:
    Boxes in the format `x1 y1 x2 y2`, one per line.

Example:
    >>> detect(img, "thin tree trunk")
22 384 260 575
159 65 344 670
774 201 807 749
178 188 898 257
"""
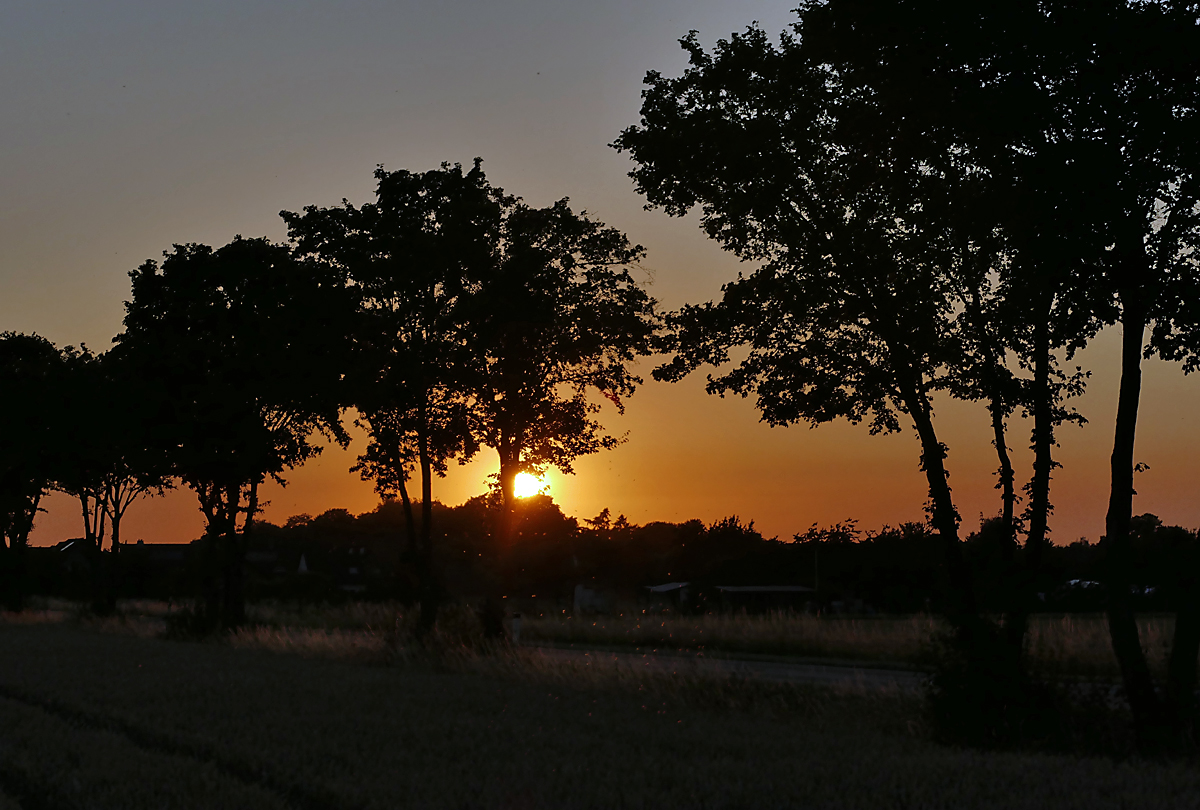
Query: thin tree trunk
416 401 438 637
1007 311 1053 652
1104 290 1163 746
219 481 248 630
1166 587 1200 745
0 530 14 612
224 479 256 629
989 395 1017 550
198 485 223 630
395 476 418 556
497 439 523 546
902 385 977 622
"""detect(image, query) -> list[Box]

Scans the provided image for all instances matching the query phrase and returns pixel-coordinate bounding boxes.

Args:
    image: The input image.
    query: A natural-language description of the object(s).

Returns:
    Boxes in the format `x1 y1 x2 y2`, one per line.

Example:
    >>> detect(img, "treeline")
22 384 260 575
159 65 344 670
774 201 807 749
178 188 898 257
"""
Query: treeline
0 162 658 633
30 496 1191 620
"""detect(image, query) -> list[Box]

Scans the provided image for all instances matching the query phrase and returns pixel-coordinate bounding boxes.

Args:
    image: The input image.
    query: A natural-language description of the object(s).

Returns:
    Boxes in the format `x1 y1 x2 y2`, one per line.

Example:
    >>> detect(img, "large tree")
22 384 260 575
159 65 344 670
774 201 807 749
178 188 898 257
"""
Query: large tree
0 333 66 611
460 197 658 521
758 0 1200 746
615 26 1002 629
119 237 351 630
283 163 489 633
285 161 657 629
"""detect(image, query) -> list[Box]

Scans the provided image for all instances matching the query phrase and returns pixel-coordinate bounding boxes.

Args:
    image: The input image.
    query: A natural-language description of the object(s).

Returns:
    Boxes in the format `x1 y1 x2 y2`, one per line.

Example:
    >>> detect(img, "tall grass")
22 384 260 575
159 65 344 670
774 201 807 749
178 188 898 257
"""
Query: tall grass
4 599 1185 680
522 610 1182 679
523 611 940 663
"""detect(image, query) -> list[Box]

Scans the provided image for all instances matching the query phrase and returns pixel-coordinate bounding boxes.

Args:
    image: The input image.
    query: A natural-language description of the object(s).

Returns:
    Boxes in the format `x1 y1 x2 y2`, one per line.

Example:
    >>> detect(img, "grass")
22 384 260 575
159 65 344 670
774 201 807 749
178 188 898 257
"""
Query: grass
0 694 287 809
21 598 1186 680
522 610 1183 679
0 613 1198 807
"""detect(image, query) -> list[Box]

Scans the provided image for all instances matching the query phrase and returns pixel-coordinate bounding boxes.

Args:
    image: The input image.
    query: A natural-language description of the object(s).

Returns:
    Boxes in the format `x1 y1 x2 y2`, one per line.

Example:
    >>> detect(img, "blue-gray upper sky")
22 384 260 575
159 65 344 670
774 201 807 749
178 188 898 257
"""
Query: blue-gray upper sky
7 1 1200 545
2 0 795 346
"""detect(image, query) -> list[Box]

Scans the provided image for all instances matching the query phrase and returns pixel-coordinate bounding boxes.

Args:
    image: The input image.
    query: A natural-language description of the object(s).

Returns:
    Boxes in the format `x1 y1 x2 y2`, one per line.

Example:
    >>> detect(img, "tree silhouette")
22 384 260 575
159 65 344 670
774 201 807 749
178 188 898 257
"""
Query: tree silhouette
758 0 1200 746
283 163 489 633
55 346 110 552
0 333 65 611
459 196 658 520
118 237 350 630
615 27 991 627
55 346 174 612
796 0 1111 681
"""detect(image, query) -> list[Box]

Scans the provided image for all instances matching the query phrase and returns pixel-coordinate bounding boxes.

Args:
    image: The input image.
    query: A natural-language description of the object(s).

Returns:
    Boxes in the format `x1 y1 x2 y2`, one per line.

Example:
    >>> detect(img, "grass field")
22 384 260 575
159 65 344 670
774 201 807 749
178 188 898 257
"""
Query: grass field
1 615 1199 808
31 598 1184 679
520 611 1181 680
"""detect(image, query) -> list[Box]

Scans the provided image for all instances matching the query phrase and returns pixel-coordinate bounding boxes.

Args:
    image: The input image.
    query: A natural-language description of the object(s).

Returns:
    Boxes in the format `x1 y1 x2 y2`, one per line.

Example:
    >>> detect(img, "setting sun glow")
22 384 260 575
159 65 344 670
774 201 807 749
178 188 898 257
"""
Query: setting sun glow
513 472 545 499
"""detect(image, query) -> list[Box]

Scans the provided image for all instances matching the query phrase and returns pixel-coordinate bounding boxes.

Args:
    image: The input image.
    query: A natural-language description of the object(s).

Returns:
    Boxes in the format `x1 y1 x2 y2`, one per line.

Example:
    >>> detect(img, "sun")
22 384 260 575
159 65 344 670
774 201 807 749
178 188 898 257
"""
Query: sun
513 472 545 499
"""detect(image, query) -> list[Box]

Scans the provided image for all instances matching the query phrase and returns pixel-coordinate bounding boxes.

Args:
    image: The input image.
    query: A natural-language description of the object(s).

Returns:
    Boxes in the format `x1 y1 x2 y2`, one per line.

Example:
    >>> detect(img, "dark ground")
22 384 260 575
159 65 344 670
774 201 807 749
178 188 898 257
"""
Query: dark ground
0 623 1197 809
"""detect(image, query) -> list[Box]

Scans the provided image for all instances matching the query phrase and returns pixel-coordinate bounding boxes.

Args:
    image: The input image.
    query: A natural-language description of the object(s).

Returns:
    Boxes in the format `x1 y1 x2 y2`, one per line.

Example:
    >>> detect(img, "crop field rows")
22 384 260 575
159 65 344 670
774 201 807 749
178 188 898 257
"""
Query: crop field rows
3 620 1200 808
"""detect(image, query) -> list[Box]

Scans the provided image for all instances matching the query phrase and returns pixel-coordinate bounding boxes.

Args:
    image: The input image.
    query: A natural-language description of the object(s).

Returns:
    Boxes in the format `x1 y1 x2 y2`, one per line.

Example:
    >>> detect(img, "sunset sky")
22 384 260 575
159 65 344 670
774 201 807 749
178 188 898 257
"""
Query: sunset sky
7 1 1200 546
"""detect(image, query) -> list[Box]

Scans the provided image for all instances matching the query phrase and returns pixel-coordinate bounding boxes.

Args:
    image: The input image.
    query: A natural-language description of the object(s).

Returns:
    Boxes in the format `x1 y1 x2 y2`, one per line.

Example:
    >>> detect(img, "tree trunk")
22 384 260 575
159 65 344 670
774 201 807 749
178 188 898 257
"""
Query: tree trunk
496 441 520 547
1166 587 1200 745
1007 310 1053 652
988 395 1017 553
902 385 976 622
415 403 439 638
0 529 18 612
219 482 248 630
1104 289 1163 746
222 480 256 630
198 488 223 631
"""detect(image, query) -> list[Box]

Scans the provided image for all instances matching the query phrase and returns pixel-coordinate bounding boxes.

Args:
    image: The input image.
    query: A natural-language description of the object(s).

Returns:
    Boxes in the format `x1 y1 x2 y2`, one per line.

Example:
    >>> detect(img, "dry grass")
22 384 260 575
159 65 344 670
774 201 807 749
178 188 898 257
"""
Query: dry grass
524 611 940 662
0 694 287 810
523 610 1186 680
2 599 1187 681
1025 613 1176 679
227 625 389 661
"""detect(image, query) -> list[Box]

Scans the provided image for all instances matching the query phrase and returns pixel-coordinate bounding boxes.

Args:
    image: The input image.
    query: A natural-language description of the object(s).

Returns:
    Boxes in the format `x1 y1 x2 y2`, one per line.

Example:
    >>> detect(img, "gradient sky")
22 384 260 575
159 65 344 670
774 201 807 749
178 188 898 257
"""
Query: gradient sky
7 1 1200 546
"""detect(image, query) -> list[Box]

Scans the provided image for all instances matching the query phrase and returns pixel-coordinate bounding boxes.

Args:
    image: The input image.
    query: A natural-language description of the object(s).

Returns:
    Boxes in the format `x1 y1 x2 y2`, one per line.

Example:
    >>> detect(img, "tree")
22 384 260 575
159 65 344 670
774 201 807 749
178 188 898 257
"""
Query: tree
614 26 991 628
118 237 351 630
460 197 658 520
54 346 174 613
794 0 1115 666
746 0 1200 746
283 163 489 634
0 333 65 611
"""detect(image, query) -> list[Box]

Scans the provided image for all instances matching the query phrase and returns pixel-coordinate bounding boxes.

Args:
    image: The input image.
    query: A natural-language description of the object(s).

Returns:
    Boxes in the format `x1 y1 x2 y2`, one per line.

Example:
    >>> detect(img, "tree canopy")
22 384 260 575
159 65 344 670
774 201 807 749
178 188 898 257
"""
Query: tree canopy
118 236 351 628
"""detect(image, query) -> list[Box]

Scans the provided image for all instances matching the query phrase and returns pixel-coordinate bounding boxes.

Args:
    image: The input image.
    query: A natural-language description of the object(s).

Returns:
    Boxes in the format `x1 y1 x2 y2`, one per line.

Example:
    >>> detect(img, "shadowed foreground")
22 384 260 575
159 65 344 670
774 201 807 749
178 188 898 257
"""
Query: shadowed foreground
0 624 1197 809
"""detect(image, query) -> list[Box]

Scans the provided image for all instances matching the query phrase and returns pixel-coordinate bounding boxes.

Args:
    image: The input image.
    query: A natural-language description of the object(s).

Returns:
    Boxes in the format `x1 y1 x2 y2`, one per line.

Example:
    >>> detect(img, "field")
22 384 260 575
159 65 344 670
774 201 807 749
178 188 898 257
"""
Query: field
1 608 1199 808
521 611 1180 680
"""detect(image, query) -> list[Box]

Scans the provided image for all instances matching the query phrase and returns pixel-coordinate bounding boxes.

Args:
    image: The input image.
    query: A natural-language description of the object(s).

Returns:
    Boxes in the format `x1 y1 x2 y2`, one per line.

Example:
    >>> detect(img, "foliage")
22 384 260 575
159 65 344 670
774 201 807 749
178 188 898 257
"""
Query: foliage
0 333 67 611
457 194 659 509
117 236 351 629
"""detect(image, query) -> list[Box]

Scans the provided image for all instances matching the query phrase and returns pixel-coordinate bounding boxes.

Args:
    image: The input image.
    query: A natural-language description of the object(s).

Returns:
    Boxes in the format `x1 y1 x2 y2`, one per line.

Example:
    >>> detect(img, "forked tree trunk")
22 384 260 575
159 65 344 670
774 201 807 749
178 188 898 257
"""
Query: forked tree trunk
222 480 256 630
1104 290 1163 746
